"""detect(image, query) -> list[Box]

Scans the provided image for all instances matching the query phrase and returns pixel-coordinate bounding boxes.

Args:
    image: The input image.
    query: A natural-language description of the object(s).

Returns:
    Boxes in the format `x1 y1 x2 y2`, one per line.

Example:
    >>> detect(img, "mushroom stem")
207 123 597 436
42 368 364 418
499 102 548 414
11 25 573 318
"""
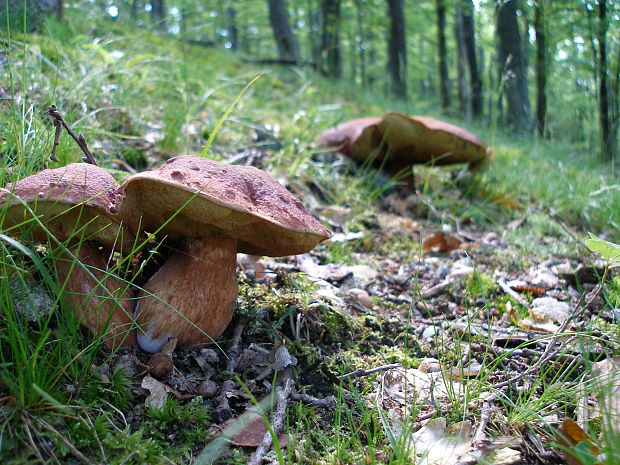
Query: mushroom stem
135 236 238 353
55 241 137 349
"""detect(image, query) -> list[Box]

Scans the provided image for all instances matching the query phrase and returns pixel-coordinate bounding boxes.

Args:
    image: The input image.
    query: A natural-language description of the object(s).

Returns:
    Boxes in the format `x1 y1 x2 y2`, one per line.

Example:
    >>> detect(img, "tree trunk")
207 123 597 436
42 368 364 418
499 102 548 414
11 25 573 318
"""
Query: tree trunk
354 1 367 87
496 0 531 133
320 0 342 78
462 0 482 118
454 3 469 118
534 0 547 137
131 0 140 21
226 7 238 50
436 0 450 111
151 0 166 32
386 0 407 98
267 0 300 63
0 0 61 31
596 0 613 161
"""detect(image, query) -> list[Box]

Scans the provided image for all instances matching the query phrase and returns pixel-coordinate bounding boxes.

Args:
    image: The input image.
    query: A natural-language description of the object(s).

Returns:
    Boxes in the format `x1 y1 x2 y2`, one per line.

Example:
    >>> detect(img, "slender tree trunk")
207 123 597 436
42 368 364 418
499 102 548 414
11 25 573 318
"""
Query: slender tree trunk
131 0 140 21
307 0 321 70
496 0 531 133
320 0 342 78
355 3 367 88
226 7 238 50
267 0 300 63
151 0 166 32
534 0 547 137
597 0 613 161
455 3 469 118
386 0 407 98
436 0 450 111
462 0 482 118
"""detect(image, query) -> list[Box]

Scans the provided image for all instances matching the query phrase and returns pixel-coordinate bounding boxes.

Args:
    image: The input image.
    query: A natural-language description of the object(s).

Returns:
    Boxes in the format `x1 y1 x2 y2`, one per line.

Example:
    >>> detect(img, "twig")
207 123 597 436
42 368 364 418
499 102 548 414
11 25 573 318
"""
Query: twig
338 363 402 381
46 105 97 165
247 368 295 465
497 278 530 308
213 317 248 423
226 316 248 372
290 392 336 409
420 280 453 299
454 397 495 465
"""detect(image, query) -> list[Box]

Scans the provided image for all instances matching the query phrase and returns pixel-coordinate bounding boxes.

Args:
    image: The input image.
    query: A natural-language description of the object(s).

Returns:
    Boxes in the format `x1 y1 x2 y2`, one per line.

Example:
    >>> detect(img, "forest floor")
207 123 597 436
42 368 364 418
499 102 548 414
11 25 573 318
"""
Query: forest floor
1 12 619 465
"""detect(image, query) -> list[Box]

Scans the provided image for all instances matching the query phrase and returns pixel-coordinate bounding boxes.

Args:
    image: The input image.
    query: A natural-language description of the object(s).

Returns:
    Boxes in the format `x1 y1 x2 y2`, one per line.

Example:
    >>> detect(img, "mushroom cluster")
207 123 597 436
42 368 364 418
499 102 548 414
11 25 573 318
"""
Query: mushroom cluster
1 157 331 352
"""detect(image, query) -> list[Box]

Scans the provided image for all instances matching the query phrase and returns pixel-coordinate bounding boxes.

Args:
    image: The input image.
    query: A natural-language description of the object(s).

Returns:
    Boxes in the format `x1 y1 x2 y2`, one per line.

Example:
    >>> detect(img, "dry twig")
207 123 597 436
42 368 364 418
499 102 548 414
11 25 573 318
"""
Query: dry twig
247 368 295 465
46 105 97 165
338 363 402 381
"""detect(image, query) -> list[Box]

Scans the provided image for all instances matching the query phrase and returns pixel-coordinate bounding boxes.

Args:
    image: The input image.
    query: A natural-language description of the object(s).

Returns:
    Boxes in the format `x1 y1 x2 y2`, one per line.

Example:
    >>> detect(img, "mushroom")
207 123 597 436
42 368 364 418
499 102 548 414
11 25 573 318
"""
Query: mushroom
116 156 331 352
317 117 382 156
319 113 489 176
0 163 137 348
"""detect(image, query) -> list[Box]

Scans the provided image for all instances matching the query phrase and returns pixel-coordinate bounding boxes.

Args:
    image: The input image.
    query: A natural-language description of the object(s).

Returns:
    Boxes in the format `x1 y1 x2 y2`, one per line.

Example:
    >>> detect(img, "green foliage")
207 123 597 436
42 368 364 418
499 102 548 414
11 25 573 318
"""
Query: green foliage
586 234 620 267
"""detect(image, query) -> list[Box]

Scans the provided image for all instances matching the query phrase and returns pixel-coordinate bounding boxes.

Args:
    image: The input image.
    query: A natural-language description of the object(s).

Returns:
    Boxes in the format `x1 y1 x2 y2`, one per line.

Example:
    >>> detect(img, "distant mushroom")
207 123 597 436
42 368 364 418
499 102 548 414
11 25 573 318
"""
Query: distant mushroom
317 117 382 156
0 163 137 348
318 112 489 178
116 156 331 352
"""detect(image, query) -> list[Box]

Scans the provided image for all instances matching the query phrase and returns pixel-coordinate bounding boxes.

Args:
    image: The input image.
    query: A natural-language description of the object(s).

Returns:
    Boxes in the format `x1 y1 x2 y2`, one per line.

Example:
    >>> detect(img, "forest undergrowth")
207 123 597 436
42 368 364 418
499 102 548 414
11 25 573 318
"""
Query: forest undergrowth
0 9 619 465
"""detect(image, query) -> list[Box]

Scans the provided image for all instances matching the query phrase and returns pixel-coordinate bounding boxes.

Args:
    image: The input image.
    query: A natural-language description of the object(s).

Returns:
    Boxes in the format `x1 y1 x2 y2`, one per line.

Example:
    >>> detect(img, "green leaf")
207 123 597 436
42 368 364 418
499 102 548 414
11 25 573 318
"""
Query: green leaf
585 233 620 266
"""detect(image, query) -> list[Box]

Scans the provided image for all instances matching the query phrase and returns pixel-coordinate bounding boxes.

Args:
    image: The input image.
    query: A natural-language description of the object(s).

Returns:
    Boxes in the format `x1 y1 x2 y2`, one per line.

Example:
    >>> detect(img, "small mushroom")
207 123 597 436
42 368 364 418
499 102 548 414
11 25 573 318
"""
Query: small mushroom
117 156 332 352
0 163 137 348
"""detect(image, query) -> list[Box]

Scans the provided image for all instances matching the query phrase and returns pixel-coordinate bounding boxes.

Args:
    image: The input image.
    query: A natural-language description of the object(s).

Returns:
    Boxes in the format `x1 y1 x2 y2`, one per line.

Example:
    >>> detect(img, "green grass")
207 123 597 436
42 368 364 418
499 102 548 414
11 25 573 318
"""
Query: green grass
1 5 619 465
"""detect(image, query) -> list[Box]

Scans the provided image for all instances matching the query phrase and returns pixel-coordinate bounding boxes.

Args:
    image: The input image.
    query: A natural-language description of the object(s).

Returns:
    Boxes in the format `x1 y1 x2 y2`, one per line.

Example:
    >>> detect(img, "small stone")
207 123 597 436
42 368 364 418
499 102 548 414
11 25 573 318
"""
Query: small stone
200 348 220 364
349 288 372 308
196 379 218 398
147 352 173 379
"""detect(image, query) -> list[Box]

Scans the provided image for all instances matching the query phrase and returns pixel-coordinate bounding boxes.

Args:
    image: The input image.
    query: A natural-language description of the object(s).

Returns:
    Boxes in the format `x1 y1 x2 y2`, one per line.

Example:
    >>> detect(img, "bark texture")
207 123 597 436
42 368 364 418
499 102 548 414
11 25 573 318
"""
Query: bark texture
267 0 300 63
386 0 407 97
496 0 531 133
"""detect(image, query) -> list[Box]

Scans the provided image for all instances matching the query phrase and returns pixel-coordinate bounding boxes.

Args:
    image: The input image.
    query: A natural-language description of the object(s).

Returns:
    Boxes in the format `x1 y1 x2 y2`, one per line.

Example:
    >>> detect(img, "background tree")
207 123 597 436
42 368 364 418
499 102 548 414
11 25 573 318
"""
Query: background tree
320 0 342 78
461 0 482 118
496 0 531 133
386 0 407 97
151 0 166 32
0 0 62 31
454 2 470 117
436 0 451 112
267 0 300 63
534 0 548 137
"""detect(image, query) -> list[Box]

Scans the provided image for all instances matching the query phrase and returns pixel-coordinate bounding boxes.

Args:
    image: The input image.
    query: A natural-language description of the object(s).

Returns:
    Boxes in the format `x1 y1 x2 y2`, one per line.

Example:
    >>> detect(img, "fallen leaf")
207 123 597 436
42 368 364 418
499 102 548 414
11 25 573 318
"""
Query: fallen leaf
556 419 601 465
231 412 288 448
142 375 174 409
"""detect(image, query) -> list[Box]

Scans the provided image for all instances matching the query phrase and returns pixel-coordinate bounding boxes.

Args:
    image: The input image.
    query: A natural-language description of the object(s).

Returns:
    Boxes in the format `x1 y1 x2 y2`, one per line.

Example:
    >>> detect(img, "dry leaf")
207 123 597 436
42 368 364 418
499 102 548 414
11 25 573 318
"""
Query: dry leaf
556 419 601 465
230 412 288 448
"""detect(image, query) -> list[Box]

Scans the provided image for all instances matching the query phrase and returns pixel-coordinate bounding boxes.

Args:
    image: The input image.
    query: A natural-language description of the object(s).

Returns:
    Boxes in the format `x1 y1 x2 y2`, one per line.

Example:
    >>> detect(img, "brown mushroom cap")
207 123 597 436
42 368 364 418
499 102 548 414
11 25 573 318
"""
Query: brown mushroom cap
317 117 382 156
0 163 133 251
116 156 331 256
320 113 488 168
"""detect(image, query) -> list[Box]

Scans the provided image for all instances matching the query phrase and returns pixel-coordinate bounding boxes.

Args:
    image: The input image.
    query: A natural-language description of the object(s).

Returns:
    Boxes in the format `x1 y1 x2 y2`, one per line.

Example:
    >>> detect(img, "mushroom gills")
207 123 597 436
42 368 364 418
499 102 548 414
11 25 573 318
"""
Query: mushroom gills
135 236 238 352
